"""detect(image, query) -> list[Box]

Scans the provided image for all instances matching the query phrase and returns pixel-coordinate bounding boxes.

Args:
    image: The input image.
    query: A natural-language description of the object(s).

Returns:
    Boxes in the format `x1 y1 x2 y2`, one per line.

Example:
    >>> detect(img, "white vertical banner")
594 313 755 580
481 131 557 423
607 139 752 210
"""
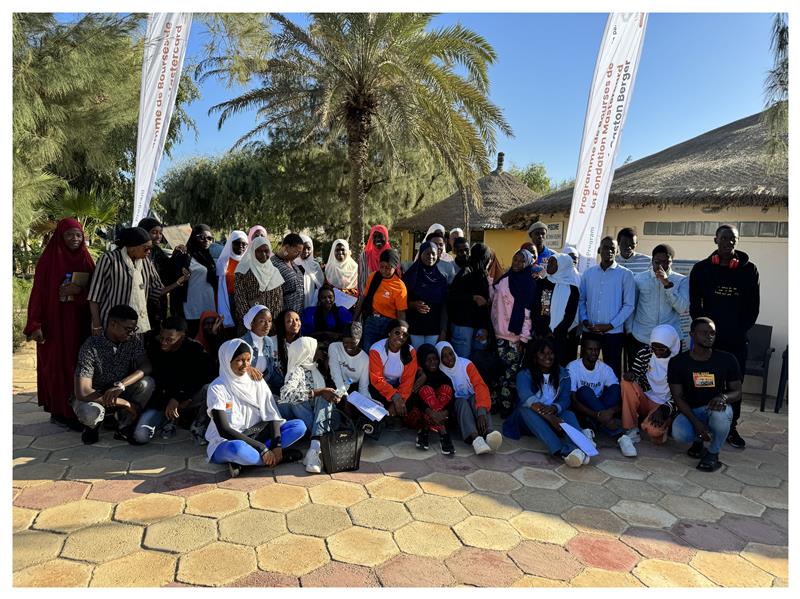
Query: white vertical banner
565 13 647 272
132 13 193 225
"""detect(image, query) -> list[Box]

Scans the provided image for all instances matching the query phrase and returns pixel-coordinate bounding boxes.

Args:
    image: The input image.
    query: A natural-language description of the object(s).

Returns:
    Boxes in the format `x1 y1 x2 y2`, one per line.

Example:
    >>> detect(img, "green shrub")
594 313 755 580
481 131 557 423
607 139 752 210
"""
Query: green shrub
13 277 33 350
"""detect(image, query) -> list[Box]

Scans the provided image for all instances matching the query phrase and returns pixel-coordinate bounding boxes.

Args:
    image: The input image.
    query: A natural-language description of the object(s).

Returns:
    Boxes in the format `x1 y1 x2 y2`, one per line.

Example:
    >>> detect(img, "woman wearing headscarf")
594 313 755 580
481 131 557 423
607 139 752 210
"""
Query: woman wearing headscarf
620 324 682 455
409 344 455 455
485 246 505 284
324 239 359 297
447 243 492 360
403 241 448 349
419 227 456 283
490 249 536 417
532 253 580 366
279 336 340 474
205 339 306 477
353 248 407 352
233 235 283 334
172 224 218 338
358 224 391 294
25 218 95 429
294 234 325 309
241 305 283 396
300 284 353 348
247 225 267 244
216 230 248 330
435 341 501 455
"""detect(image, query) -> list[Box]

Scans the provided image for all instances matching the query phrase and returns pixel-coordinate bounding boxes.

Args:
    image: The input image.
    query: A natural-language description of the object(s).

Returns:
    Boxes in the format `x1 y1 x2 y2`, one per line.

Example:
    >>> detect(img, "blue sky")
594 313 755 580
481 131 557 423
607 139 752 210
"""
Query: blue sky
158 12 776 185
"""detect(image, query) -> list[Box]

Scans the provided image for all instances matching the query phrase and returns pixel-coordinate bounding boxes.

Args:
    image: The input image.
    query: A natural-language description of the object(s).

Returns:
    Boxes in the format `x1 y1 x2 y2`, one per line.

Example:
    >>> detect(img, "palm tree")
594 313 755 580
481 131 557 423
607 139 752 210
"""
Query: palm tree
199 13 512 243
38 186 121 252
763 12 788 167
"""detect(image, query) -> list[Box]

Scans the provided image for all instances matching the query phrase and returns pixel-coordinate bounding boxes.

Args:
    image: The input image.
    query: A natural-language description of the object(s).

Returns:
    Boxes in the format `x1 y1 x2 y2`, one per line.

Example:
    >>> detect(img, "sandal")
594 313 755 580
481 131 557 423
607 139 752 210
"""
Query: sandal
687 440 704 458
696 451 722 472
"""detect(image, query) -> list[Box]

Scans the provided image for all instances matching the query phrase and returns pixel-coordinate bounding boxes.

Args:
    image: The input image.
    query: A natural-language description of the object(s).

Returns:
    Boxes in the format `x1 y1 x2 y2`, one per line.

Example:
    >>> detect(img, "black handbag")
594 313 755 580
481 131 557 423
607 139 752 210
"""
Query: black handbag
320 407 364 473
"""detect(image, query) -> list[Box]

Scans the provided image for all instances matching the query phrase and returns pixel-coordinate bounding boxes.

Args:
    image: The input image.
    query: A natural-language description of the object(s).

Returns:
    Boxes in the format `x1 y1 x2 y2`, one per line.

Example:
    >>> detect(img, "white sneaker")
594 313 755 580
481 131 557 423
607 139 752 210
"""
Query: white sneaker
485 431 503 452
582 453 591 465
581 428 597 448
304 448 322 473
472 436 492 455
625 428 641 443
563 448 587 468
618 434 637 458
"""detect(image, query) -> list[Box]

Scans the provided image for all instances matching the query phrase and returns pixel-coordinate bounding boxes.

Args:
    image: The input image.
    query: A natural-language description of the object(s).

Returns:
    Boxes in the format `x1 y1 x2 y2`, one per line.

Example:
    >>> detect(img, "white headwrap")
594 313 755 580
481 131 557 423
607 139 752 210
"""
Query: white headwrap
247 225 267 245
294 234 325 308
645 324 681 405
243 304 269 332
286 336 326 390
449 227 464 238
435 341 474 399
235 236 284 293
546 252 580 333
216 230 249 327
325 239 359 290
214 339 283 423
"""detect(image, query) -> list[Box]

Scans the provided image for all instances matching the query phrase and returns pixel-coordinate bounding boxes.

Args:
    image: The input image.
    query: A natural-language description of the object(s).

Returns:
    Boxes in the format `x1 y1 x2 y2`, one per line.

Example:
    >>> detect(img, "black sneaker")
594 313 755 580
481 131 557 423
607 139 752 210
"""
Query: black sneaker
280 447 304 463
727 428 746 449
440 432 455 456
416 429 430 450
687 440 704 458
697 451 723 472
81 425 99 445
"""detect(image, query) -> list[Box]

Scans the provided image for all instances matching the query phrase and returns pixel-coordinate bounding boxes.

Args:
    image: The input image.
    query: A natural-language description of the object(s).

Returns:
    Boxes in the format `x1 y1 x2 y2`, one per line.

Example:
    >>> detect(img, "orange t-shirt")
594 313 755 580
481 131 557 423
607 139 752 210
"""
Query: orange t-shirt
364 273 408 319
225 259 238 294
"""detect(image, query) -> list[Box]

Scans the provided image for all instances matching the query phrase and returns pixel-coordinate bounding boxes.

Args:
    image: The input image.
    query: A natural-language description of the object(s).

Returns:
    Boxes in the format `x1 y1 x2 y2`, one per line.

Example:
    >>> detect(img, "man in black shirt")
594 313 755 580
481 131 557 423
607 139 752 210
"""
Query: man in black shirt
668 317 741 472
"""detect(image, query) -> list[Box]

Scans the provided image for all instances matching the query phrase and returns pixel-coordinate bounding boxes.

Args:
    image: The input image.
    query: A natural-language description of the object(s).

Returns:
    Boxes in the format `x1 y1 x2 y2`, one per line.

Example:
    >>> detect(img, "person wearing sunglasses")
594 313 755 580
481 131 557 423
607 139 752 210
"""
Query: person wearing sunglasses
172 224 219 338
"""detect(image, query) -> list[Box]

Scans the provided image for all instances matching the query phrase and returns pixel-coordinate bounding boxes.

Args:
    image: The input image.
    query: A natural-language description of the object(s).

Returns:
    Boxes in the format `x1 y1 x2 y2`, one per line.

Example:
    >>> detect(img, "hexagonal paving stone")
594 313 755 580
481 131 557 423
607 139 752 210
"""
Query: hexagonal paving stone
13 530 66 571
14 480 89 509
445 547 523 587
329 461 385 485
620 527 696 563
611 500 677 529
250 483 309 512
690 550 774 587
508 540 583 580
379 456 434 479
66 459 129 481
465 469 522 494
512 575 568 587
366 476 422 502
114 493 184 525
725 466 782 488
390 441 437 460
700 490 766 516
511 487 566 514
257 534 331 577
393 521 462 559
684 470 744 493
308 480 368 507
570 568 644 587
658 494 724 522
30 431 84 451
14 558 93 587
86 479 149 503
300 561 380 587
718 513 788 546
562 506 628 537
273 463 331 487
418 472 474 497
178 542 257 587
742 485 788 510
648 472 705 497
459 491 521 520
671 521 747 552
144 514 218 554
286 503 352 537
566 534 641 571
228 571 299 587
406 493 469 526
186 454 228 474
511 466 565 489
185 488 249 518
596 459 648 480
91 550 178 587
128 454 187 477
559 482 619 508
453 515 520 551
606 478 664 502
360 443 394 463
61 521 143 563
509 512 577 544
33 499 112 533
635 457 689 477
219 508 287 546
327 526 399 567
633 558 716 587
554 463 610 483
740 543 788 579
349 498 411 531
427 454 479 476
46 444 105 465
376 554 456 587
13 507 37 532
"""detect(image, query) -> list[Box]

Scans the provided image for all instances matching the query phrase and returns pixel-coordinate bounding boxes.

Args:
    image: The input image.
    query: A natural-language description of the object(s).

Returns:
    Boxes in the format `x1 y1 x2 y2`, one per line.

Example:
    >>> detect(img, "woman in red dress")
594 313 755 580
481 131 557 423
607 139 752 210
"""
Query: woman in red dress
24 218 95 429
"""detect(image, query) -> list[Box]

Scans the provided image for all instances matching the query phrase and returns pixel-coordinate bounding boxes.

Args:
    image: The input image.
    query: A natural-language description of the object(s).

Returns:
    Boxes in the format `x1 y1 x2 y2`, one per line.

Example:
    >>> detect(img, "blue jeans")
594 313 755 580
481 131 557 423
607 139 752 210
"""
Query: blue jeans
672 405 733 455
518 406 582 456
362 314 392 352
410 334 439 350
210 419 306 466
575 384 623 435
278 398 336 437
450 325 488 359
133 408 167 444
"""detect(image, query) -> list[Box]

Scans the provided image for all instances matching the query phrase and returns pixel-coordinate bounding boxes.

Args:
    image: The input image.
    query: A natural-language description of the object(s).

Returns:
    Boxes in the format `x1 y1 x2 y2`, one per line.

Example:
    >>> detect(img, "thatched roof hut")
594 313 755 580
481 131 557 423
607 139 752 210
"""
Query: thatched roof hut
394 153 541 232
501 109 789 230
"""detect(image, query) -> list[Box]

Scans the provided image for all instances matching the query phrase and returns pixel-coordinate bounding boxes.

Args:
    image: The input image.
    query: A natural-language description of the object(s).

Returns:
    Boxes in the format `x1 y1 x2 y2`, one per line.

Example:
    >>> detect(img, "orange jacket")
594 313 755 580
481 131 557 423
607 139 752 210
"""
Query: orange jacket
369 343 417 402
465 361 491 412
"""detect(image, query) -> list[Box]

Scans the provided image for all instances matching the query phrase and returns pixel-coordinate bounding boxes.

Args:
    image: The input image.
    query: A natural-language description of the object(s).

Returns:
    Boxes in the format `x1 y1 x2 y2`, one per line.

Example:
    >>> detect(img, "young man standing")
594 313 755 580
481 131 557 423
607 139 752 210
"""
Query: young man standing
668 318 741 472
689 224 759 449
527 221 555 275
615 228 651 274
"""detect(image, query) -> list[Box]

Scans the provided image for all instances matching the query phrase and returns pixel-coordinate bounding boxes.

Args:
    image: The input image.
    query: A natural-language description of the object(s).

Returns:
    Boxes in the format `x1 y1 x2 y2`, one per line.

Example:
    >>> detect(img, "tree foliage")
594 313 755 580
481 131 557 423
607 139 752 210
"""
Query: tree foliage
508 162 551 194
763 13 788 168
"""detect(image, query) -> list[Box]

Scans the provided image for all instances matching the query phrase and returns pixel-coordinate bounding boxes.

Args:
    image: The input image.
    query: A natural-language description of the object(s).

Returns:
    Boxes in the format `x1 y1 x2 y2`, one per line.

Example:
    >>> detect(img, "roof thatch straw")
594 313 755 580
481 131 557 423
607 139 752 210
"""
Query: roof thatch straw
502 109 789 229
394 153 541 231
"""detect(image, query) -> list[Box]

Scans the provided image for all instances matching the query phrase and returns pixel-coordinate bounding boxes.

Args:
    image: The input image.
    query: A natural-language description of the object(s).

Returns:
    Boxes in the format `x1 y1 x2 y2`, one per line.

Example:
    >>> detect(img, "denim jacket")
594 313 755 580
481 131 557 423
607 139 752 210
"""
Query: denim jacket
241 331 284 394
515 368 572 414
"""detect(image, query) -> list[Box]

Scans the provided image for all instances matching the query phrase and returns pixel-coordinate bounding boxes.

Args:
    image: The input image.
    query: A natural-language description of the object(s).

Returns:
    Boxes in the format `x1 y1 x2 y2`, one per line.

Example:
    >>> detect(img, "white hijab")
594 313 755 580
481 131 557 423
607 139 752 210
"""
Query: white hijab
435 341 474 399
217 230 248 327
286 336 326 390
235 236 284 293
243 304 269 332
325 239 359 290
215 339 282 423
294 234 325 307
646 324 681 404
546 252 579 333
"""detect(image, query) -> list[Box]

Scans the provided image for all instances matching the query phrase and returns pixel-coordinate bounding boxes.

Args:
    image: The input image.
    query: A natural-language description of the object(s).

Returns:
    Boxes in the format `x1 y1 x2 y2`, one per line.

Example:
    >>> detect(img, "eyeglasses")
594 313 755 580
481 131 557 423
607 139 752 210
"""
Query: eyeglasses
115 322 139 334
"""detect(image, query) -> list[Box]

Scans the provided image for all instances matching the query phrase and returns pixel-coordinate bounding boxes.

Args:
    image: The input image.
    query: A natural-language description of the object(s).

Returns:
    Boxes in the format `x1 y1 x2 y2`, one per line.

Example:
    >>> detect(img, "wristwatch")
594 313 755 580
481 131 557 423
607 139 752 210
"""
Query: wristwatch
113 381 126 392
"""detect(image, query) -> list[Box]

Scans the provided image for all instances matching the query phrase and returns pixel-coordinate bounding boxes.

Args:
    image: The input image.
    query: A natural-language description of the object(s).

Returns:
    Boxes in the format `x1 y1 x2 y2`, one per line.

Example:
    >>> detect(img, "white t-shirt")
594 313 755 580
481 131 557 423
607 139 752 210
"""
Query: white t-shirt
567 359 619 397
382 349 404 386
327 342 371 398
205 379 273 459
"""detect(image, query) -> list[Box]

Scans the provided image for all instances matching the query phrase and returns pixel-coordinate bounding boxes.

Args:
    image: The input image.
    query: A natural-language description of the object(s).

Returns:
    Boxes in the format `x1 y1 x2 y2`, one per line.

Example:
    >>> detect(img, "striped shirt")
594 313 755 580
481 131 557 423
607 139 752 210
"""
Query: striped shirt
233 270 283 334
270 255 304 315
88 248 163 327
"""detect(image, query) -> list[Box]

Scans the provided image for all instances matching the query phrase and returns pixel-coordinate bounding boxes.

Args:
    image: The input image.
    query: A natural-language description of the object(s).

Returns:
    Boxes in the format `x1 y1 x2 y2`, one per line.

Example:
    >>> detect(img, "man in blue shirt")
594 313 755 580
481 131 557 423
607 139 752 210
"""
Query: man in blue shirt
527 221 555 276
578 236 635 379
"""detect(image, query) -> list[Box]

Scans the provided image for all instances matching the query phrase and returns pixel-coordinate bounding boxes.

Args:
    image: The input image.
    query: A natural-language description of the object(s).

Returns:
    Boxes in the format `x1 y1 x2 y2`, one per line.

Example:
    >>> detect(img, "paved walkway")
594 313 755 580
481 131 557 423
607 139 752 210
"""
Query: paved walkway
12 341 788 587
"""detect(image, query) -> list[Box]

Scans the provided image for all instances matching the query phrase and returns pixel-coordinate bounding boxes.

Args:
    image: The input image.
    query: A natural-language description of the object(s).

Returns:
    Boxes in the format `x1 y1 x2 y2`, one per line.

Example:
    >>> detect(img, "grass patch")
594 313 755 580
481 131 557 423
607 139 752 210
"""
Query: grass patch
13 276 33 350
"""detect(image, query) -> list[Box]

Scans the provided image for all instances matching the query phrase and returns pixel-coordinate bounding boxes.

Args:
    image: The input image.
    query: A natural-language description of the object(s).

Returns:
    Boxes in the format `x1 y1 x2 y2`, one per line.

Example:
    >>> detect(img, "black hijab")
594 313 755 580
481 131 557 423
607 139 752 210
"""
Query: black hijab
186 224 217 289
416 343 452 389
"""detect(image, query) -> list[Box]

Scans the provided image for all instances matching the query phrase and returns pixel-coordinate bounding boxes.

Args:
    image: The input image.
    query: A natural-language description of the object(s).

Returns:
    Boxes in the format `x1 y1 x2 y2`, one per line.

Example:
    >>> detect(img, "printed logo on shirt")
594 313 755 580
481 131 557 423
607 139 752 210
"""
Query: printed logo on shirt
714 285 740 298
692 372 716 388
540 289 552 317
382 290 391 298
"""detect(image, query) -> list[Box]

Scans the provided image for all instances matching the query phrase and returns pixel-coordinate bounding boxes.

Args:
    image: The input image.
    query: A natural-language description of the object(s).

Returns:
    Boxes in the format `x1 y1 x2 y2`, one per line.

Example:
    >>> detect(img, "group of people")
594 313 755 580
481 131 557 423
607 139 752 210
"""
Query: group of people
25 216 759 476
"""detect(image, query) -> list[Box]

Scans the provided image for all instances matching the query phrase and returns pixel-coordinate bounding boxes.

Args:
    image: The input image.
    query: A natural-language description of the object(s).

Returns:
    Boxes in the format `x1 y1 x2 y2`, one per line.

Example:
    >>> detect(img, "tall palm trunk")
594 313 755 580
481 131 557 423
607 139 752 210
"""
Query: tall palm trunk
346 113 371 246
460 186 471 244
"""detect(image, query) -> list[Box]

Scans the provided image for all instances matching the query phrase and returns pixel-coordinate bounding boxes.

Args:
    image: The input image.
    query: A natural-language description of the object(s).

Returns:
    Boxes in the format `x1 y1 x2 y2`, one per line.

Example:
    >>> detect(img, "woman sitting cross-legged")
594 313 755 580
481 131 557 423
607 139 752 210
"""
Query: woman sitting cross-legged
278 336 341 474
368 320 418 422
512 336 590 468
409 344 455 455
205 339 306 478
